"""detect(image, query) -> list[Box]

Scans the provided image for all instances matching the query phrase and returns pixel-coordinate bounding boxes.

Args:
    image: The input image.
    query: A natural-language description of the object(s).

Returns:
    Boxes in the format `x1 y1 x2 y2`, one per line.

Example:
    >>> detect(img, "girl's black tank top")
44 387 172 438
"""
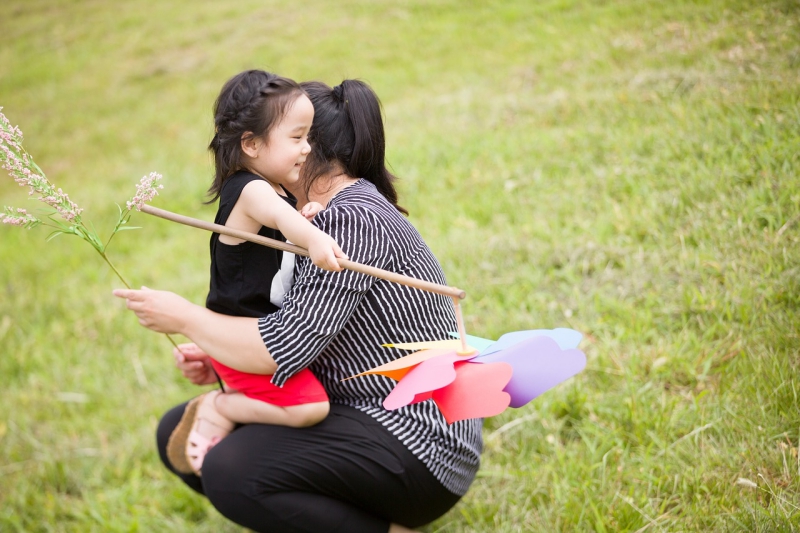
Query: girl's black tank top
205 171 296 318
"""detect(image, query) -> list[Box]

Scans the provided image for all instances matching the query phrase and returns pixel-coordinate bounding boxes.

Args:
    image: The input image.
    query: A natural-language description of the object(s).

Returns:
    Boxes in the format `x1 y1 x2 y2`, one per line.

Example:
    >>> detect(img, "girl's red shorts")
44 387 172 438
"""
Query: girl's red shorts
210 359 329 406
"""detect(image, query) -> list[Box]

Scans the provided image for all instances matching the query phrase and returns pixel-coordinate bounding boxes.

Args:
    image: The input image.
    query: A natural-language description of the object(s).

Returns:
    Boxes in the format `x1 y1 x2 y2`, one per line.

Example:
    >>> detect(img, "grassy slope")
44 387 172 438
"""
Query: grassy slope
1 0 798 531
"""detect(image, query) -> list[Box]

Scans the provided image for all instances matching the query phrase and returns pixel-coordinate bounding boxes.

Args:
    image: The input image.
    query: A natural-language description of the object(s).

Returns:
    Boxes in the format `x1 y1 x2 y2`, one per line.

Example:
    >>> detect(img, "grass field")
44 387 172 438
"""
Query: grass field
1 0 799 531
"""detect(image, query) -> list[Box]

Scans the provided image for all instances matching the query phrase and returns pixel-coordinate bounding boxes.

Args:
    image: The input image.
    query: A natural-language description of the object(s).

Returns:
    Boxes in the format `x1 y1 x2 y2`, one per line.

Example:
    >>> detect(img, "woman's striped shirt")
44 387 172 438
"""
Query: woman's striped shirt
258 179 482 496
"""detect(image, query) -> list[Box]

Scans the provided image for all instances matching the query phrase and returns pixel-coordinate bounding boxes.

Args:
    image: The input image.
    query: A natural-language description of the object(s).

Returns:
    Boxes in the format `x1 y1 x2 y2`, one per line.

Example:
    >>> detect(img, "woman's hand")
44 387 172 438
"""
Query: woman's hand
112 286 197 334
173 343 218 386
113 286 276 375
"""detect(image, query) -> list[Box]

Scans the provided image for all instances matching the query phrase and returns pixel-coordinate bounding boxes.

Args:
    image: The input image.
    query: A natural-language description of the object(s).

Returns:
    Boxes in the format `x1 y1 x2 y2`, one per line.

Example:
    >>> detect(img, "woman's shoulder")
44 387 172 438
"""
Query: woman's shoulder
327 180 400 217
316 181 427 262
319 182 402 230
314 199 384 235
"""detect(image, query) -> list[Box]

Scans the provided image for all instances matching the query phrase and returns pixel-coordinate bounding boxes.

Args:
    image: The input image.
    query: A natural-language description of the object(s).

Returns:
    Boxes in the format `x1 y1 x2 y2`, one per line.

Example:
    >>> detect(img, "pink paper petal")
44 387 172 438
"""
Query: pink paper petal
432 361 513 424
405 390 434 406
476 336 586 408
382 352 477 410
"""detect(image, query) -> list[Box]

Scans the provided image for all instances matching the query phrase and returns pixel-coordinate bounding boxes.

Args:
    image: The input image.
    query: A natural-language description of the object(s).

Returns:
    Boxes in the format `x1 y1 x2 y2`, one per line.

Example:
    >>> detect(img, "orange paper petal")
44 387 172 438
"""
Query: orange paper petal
344 348 455 381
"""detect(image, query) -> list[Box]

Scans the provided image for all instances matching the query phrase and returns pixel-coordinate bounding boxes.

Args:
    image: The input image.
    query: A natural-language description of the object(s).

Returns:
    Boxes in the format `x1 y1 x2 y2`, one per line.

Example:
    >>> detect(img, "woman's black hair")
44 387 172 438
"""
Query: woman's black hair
299 79 408 215
206 70 304 203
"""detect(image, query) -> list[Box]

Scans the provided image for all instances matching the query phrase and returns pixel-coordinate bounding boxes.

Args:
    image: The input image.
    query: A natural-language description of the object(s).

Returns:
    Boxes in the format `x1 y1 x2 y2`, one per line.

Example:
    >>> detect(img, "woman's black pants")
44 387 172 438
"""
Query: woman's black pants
156 402 462 532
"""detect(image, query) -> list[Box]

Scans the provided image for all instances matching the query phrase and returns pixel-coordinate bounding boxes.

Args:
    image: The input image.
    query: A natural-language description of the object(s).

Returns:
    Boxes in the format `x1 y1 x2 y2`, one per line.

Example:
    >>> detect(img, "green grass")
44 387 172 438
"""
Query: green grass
1 0 799 530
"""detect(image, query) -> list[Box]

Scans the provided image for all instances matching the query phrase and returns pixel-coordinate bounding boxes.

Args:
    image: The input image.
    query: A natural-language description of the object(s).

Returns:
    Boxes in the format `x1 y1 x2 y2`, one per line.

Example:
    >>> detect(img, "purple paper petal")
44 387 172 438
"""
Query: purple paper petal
479 328 583 357
476 336 586 408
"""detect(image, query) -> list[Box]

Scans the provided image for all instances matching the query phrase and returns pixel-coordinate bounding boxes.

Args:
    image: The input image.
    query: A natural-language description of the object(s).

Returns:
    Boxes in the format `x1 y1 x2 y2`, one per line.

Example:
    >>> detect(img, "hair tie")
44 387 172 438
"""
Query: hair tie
332 84 344 102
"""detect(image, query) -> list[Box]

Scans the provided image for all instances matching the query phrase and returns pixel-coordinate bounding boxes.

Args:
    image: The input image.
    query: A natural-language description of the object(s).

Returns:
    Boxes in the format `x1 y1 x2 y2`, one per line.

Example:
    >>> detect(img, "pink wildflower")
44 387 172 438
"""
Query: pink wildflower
126 172 164 211
1 207 39 228
0 108 83 222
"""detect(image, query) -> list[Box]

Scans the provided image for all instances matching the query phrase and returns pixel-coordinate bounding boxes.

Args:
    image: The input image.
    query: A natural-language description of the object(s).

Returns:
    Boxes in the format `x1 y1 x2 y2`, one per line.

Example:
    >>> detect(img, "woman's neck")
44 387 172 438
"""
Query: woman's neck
307 172 359 207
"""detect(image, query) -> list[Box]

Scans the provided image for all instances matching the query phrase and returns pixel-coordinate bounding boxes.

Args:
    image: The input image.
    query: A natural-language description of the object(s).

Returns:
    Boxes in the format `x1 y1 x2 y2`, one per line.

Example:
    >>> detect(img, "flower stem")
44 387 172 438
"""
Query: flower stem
105 210 130 249
163 333 183 352
99 250 188 369
99 252 131 289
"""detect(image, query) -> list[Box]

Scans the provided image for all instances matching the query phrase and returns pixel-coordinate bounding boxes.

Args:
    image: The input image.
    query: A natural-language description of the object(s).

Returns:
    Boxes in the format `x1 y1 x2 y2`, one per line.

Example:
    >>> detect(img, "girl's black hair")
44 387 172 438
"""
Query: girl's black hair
299 79 408 215
207 70 304 203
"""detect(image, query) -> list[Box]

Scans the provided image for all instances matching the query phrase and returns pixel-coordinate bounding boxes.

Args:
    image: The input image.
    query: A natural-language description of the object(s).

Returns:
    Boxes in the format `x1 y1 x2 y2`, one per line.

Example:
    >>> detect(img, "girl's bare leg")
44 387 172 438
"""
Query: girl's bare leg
215 391 329 428
193 390 236 439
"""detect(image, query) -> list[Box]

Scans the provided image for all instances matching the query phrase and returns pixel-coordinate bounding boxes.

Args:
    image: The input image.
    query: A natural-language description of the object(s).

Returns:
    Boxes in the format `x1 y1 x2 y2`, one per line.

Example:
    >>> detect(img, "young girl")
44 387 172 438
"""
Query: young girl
166 70 346 476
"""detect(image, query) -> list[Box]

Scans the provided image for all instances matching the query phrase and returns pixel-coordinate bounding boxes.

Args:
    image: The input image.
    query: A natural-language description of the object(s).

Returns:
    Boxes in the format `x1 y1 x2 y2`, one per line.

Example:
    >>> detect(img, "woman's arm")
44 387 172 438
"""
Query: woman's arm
112 287 277 374
239 180 346 271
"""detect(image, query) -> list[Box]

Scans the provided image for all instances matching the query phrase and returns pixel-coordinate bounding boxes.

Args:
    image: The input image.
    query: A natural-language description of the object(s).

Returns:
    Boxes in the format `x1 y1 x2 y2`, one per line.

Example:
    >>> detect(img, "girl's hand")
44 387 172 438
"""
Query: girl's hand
307 231 347 272
112 286 195 334
173 343 218 386
300 201 325 221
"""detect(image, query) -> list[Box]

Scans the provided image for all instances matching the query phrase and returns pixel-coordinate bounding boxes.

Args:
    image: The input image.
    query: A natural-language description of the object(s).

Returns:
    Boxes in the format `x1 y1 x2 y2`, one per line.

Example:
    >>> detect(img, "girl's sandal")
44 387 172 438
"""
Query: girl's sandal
185 421 226 475
166 391 233 476
166 395 203 474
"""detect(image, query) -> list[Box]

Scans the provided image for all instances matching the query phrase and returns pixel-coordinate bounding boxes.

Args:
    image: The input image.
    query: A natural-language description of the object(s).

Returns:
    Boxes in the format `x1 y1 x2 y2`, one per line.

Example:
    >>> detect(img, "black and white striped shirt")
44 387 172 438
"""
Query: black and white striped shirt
258 179 482 495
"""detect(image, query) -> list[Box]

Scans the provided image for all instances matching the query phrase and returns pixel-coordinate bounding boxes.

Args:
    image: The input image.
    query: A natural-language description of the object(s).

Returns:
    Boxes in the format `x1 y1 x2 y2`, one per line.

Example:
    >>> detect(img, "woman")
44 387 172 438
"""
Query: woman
114 79 482 533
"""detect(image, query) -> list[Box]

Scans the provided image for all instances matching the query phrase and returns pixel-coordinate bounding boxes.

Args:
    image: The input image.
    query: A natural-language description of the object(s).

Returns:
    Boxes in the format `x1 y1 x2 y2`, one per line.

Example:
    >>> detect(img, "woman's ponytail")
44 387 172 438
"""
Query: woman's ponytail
301 79 407 215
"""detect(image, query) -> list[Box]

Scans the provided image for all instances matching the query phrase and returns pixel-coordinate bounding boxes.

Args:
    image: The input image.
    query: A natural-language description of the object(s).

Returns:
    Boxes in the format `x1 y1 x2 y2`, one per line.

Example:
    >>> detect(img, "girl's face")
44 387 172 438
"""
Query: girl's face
247 94 314 187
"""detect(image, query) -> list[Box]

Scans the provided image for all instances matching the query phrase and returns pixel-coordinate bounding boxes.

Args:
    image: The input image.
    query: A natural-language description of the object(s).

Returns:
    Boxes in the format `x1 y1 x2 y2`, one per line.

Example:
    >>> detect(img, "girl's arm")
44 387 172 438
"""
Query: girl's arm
300 201 325 221
239 180 346 271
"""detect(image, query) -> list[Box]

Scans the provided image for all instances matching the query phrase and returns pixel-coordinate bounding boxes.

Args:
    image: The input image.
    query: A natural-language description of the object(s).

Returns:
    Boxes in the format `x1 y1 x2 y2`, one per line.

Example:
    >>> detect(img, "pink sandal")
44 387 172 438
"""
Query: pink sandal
185 421 226 475
166 392 233 476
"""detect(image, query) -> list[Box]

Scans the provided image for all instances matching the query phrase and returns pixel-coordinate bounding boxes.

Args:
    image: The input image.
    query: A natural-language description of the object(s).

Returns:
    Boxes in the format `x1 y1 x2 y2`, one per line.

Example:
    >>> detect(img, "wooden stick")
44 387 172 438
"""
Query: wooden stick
451 297 474 354
141 204 467 300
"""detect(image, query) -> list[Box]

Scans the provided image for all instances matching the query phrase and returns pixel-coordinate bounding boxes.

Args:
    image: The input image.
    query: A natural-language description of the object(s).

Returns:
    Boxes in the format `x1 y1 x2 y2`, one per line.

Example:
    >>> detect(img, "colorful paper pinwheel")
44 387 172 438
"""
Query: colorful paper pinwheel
347 328 587 424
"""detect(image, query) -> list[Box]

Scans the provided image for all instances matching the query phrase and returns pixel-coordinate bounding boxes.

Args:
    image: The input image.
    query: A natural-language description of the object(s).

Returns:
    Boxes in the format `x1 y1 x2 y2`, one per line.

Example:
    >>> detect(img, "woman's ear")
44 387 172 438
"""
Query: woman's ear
241 133 261 158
